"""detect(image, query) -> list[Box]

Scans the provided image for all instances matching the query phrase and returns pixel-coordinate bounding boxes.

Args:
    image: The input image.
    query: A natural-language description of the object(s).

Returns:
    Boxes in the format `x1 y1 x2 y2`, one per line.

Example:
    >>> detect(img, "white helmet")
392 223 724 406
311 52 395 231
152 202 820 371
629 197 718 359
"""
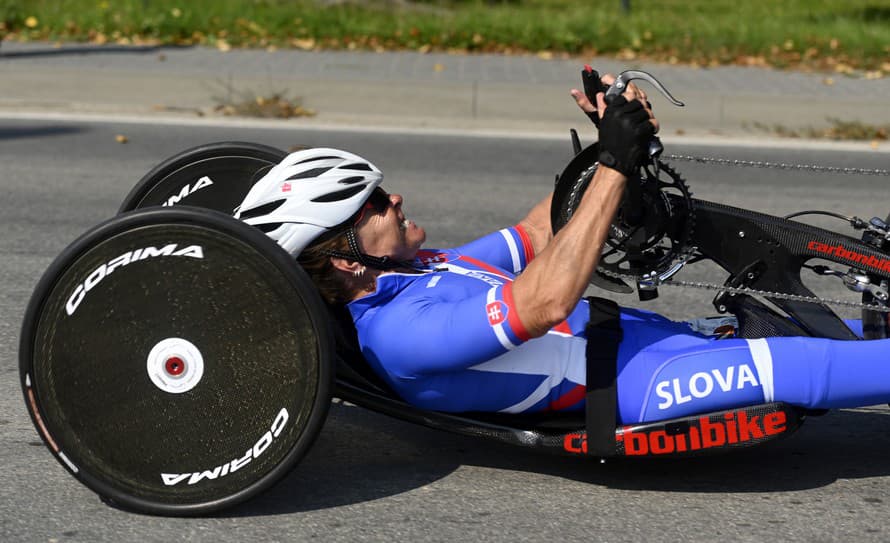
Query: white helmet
235 148 383 257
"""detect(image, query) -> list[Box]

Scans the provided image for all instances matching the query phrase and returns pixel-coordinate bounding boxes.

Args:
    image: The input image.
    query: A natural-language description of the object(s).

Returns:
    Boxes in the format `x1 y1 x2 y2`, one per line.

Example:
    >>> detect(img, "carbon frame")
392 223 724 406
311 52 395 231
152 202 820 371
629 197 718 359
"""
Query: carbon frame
685 197 890 340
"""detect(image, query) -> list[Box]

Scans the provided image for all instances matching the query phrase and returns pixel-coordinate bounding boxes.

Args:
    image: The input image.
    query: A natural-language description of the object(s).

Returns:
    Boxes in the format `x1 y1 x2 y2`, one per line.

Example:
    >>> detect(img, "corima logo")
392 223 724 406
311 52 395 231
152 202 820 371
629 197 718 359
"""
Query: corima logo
65 244 204 315
162 176 214 206
655 363 760 410
161 408 289 486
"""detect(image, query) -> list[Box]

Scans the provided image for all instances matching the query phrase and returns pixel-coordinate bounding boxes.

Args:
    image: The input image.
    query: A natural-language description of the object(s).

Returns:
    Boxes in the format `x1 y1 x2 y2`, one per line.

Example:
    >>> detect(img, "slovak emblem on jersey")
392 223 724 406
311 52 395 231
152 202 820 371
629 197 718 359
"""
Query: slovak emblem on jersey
416 251 449 266
486 301 507 326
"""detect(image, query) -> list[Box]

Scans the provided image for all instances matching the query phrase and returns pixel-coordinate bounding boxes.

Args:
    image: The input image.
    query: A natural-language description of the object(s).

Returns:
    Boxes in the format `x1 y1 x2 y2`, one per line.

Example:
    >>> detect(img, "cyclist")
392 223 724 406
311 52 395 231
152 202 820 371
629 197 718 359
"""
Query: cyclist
236 76 890 424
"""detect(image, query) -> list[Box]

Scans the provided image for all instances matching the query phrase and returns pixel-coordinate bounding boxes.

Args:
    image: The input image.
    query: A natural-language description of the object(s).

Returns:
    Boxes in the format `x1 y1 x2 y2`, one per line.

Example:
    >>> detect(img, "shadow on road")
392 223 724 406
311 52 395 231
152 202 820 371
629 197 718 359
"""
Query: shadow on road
0 125 86 141
228 404 890 517
0 44 164 59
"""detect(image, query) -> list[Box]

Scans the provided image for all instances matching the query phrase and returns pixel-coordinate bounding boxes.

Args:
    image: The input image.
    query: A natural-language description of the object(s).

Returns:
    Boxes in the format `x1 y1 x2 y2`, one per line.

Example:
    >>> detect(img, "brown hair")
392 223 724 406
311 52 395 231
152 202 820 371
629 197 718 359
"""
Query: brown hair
298 234 354 305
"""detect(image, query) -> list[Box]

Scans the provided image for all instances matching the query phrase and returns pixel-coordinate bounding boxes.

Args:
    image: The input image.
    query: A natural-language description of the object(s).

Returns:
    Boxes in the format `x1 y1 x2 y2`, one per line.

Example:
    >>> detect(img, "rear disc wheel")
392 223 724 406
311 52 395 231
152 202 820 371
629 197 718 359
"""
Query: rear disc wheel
20 207 333 515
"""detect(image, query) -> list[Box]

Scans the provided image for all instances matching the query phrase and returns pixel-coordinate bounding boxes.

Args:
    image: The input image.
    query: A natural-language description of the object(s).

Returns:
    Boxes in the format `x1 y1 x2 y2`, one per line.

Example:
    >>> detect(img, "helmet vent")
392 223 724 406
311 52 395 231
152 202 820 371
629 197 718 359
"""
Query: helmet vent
311 185 365 203
294 156 340 165
239 199 285 220
286 167 332 180
342 163 373 171
338 176 365 185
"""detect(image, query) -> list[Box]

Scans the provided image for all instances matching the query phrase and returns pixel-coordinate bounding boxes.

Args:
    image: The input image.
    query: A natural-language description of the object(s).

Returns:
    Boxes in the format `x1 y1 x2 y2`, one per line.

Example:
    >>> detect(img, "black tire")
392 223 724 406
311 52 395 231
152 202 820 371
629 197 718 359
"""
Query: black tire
119 142 287 214
20 207 333 516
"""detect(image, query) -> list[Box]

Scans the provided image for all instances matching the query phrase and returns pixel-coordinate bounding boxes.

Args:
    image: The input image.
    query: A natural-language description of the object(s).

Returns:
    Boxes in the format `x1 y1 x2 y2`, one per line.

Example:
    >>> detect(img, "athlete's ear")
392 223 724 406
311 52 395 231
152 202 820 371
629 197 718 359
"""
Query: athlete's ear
329 256 361 275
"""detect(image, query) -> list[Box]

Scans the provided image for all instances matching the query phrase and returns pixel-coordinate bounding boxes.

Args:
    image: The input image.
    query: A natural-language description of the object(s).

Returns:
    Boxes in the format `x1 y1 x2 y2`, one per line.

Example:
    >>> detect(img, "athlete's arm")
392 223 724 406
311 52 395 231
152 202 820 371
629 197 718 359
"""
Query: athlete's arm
516 76 651 259
510 88 658 338
517 194 552 258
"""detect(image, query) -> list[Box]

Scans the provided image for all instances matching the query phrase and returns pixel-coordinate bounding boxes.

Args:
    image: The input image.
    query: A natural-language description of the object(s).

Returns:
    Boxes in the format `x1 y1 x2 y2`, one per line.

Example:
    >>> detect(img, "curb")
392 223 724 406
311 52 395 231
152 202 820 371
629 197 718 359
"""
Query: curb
2 109 887 154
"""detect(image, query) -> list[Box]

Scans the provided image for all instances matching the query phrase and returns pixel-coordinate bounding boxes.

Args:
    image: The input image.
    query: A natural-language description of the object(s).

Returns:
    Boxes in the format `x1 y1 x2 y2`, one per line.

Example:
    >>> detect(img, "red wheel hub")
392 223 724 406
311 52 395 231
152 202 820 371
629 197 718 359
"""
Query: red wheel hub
165 356 186 376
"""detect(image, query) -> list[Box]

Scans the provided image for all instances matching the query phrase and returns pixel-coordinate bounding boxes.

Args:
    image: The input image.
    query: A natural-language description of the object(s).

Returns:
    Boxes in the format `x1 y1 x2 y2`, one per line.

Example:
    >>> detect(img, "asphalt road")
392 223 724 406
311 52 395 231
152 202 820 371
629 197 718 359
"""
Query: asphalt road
2 118 890 542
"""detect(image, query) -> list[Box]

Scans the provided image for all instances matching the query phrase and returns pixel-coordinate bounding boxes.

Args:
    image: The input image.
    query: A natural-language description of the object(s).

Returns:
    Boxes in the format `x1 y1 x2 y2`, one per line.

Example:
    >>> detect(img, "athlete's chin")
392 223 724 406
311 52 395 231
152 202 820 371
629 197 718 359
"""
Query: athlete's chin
413 224 427 244
403 226 426 259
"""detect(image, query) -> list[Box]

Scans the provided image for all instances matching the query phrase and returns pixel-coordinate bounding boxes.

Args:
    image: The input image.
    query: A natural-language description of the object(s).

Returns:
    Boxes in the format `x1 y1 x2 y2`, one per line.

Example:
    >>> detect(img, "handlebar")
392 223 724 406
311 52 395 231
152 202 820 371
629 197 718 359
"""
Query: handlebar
582 66 684 164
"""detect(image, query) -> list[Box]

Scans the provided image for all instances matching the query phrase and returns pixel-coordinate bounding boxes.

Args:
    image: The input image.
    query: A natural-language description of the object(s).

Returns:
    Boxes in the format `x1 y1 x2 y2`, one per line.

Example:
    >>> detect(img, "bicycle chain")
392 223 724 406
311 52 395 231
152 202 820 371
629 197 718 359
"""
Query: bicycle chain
665 278 889 313
598 264 890 313
665 154 890 177
602 153 890 312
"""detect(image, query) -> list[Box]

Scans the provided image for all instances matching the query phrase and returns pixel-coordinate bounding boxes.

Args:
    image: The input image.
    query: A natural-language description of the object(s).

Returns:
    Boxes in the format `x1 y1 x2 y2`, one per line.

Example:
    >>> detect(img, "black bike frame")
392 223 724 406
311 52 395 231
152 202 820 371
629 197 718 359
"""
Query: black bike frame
687 197 890 340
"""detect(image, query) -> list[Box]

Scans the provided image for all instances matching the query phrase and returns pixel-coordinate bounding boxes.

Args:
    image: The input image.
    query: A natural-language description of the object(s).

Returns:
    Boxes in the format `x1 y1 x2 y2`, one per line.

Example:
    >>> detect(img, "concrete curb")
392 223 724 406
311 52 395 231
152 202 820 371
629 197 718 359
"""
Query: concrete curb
3 110 888 155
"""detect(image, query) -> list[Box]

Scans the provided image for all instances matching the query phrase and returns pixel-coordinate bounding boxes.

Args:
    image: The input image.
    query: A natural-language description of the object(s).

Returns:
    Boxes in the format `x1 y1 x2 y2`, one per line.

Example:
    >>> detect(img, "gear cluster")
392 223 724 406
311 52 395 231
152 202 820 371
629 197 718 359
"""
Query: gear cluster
559 160 696 281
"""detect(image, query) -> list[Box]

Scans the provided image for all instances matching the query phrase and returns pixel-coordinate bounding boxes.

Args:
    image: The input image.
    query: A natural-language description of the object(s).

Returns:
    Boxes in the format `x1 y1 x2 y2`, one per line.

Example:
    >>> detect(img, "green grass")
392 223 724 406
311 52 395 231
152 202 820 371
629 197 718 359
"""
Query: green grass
2 0 889 71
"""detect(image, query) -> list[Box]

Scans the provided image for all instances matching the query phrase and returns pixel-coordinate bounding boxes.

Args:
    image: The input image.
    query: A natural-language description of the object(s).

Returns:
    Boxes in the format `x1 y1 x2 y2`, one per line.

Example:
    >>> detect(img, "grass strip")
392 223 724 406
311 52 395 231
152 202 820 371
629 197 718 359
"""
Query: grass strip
2 0 889 72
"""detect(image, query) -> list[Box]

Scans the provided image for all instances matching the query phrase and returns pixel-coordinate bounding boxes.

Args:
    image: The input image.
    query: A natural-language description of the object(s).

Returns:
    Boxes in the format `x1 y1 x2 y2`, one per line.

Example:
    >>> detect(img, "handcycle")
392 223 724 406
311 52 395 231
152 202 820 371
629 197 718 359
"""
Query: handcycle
19 72 890 516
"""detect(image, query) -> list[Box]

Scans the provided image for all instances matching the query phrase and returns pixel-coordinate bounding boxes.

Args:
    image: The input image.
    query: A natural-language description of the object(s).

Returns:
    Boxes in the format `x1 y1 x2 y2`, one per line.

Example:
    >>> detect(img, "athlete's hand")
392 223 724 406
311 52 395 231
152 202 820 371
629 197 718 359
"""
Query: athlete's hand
596 96 657 177
570 73 656 132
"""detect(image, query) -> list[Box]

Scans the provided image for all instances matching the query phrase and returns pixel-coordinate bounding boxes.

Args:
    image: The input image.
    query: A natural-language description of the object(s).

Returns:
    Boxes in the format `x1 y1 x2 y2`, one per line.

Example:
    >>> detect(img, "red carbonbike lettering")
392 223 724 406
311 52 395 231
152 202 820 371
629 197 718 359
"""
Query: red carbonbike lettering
562 409 790 457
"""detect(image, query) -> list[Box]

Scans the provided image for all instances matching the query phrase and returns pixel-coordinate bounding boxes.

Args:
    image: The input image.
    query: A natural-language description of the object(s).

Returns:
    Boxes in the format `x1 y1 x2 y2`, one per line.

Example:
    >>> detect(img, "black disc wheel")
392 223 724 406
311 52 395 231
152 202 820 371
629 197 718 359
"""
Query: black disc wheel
20 207 333 515
119 142 287 214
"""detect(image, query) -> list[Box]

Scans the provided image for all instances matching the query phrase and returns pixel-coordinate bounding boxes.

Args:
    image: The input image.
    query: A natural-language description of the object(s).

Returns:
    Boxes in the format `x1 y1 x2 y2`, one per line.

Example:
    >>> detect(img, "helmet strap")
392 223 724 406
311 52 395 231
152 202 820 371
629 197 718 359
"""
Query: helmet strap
321 227 411 271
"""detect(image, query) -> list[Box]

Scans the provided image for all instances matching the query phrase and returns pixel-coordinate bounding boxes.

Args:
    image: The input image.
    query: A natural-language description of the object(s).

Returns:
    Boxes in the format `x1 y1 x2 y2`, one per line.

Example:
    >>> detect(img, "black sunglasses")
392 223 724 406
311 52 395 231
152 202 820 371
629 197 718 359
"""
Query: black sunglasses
353 187 390 225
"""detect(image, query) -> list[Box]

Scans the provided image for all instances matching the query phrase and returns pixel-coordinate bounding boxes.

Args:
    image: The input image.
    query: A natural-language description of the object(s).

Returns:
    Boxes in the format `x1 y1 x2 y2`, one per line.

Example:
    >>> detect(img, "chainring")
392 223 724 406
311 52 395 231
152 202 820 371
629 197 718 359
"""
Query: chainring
551 144 695 281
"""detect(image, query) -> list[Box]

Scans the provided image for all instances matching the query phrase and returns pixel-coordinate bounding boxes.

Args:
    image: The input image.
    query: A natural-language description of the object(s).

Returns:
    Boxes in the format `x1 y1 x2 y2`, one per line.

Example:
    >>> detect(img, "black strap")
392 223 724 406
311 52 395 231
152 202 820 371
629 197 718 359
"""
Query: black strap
584 297 623 457
319 227 412 271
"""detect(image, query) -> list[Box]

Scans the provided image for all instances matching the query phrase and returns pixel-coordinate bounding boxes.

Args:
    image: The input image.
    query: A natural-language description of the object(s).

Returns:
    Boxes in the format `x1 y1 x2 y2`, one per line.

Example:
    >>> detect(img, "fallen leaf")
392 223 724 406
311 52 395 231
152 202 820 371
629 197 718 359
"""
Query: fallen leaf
115 134 129 144
433 63 445 72
292 38 315 50
216 40 231 52
822 77 835 86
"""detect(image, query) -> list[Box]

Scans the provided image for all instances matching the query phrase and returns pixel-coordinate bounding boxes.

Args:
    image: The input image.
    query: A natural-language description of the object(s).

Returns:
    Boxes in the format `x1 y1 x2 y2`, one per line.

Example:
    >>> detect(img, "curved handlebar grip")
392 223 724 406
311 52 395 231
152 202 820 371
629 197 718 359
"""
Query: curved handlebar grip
605 70 685 106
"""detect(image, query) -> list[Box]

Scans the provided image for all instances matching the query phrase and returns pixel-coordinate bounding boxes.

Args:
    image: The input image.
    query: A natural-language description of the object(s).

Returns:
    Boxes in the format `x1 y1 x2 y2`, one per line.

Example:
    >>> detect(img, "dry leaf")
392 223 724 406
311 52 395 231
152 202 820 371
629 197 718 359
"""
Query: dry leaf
292 38 315 50
433 63 445 72
115 134 129 144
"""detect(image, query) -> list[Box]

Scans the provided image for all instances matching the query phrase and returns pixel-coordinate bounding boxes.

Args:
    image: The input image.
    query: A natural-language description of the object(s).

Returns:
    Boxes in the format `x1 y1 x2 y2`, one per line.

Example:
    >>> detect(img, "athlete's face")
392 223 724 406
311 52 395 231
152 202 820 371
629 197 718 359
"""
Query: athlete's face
355 188 426 262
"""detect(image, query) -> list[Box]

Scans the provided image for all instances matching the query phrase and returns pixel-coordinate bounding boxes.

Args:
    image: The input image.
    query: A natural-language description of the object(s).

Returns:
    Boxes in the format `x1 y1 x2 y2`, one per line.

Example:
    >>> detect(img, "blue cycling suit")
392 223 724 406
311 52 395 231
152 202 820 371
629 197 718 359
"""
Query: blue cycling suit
347 226 890 424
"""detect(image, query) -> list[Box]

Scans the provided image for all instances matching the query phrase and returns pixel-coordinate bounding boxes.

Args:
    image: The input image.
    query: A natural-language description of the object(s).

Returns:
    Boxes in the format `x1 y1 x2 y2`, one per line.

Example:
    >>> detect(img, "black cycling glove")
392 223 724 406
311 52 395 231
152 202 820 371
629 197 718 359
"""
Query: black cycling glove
596 95 655 177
